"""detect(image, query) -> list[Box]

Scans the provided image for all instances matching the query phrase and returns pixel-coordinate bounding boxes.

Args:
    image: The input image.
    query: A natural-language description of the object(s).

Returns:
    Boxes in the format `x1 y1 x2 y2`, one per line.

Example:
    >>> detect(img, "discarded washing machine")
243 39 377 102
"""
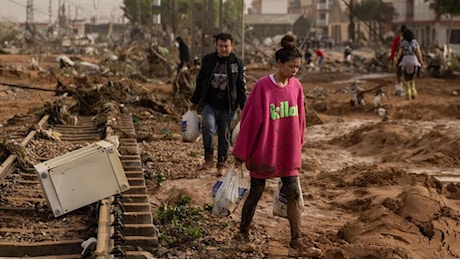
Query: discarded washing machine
34 140 130 217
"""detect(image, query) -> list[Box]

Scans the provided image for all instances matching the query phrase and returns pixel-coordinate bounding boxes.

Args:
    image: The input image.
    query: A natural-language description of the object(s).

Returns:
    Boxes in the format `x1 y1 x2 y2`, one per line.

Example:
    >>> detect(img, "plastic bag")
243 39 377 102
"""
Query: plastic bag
181 109 200 142
212 165 249 217
273 177 305 218
231 120 240 145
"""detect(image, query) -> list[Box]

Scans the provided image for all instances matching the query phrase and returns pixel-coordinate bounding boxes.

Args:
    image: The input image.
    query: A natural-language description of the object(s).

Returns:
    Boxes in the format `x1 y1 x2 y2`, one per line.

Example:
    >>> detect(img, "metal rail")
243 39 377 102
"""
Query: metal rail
0 115 49 180
0 114 158 258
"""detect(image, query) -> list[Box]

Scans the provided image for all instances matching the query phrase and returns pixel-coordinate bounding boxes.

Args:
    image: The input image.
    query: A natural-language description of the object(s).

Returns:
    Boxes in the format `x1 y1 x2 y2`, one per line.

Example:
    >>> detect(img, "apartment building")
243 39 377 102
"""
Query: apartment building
246 0 460 50
284 0 460 49
288 0 332 36
391 0 460 49
248 0 288 14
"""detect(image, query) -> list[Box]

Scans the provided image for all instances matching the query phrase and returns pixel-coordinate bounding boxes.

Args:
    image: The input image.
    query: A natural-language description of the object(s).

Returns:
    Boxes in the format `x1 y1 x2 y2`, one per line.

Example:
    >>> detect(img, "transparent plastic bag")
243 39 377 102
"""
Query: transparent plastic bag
181 109 200 142
212 165 249 217
273 177 305 218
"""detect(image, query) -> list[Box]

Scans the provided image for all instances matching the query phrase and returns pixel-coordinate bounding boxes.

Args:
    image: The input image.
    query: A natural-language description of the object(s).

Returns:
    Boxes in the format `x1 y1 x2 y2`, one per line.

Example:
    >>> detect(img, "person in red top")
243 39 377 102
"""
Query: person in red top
314 48 325 71
390 24 407 95
232 34 321 258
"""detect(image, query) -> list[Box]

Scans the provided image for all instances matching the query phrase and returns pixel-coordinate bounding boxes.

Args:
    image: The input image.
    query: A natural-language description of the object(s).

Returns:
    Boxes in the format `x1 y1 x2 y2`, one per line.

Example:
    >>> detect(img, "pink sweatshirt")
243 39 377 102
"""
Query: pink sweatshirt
232 74 306 179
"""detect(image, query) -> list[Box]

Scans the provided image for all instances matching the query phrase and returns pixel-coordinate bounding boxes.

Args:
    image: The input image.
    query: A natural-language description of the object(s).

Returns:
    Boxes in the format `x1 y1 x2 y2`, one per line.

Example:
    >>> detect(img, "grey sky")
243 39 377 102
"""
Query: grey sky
0 0 124 23
0 0 253 24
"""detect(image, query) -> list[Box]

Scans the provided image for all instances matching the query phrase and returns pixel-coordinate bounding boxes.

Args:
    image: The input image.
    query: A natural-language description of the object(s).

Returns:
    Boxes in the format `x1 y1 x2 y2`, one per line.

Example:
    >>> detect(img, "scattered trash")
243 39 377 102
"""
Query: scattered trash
81 237 97 256
377 107 386 117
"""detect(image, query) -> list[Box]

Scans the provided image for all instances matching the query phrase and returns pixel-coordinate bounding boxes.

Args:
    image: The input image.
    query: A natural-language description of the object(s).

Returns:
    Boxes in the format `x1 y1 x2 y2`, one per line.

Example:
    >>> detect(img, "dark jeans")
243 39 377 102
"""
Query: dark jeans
201 103 235 166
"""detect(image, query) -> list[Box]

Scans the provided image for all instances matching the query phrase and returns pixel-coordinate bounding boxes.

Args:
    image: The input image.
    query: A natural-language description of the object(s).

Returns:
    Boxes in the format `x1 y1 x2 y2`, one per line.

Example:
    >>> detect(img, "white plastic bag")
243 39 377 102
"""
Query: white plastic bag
273 177 305 218
181 109 200 142
212 165 249 217
231 120 240 145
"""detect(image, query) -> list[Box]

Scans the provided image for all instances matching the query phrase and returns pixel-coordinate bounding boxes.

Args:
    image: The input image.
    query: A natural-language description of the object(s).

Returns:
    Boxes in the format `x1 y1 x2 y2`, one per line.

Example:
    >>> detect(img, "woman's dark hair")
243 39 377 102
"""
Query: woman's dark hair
275 34 302 63
402 29 415 42
400 24 407 33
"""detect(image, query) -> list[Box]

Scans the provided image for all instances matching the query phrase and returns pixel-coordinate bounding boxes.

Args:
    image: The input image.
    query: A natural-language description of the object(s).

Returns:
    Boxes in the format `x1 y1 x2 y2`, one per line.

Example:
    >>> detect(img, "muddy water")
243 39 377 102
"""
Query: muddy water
331 73 394 85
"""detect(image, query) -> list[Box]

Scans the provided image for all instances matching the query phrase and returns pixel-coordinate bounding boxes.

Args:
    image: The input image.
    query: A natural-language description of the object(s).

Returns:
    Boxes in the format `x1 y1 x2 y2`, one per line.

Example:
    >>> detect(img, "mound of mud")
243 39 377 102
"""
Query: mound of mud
330 120 460 167
310 165 460 258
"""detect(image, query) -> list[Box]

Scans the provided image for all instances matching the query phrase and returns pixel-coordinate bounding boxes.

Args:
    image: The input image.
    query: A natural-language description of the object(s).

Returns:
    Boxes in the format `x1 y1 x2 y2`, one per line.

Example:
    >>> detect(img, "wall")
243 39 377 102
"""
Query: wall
261 0 288 14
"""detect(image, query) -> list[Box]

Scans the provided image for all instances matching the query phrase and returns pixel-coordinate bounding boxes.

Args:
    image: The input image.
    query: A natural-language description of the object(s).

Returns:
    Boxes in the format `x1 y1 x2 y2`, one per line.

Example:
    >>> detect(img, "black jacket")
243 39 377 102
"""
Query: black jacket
178 41 190 63
191 52 246 113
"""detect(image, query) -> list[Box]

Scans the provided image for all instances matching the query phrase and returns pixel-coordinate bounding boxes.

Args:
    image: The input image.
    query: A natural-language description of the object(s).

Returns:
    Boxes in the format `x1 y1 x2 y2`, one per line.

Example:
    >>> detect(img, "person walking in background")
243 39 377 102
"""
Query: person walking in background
344 39 353 62
175 36 190 73
304 47 313 65
190 33 247 176
314 47 325 71
390 25 407 96
394 28 424 100
232 34 321 258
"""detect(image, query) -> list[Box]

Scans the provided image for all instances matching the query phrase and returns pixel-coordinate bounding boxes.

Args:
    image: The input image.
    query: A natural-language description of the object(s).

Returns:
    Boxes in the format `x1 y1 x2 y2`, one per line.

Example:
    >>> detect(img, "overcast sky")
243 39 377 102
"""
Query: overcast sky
0 0 253 24
0 0 124 23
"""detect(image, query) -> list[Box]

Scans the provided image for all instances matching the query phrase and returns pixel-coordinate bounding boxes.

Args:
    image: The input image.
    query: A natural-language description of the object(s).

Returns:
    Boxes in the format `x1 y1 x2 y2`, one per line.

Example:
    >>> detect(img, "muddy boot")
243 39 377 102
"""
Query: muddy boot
237 179 265 252
403 81 411 100
288 237 322 258
201 153 214 169
410 80 417 99
216 161 227 177
234 232 256 252
216 165 225 177
285 189 321 258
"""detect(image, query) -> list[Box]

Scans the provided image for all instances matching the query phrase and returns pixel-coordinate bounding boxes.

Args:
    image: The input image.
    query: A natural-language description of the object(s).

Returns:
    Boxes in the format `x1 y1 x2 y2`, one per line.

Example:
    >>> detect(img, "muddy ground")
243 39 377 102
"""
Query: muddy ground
0 53 460 258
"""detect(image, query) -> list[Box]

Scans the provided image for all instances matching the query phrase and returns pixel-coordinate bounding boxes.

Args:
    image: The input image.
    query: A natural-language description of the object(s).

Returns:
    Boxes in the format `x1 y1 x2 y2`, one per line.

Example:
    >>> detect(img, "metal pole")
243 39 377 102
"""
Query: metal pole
219 0 223 32
152 0 161 45
241 0 244 61
191 0 196 60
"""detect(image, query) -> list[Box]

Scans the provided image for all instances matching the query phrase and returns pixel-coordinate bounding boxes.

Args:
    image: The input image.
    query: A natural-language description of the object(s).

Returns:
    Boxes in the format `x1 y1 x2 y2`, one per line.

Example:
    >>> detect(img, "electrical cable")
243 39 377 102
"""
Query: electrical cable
0 82 58 92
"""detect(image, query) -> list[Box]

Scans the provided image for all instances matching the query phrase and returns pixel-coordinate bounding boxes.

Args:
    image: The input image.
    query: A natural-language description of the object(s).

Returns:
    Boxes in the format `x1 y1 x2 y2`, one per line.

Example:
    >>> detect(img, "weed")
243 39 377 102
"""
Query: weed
161 127 173 140
155 195 205 247
153 171 165 187
188 151 198 157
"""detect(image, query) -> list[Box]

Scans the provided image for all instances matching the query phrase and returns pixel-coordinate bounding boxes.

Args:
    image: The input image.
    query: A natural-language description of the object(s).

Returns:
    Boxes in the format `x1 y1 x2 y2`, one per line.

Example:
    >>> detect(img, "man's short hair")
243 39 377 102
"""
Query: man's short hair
214 33 233 43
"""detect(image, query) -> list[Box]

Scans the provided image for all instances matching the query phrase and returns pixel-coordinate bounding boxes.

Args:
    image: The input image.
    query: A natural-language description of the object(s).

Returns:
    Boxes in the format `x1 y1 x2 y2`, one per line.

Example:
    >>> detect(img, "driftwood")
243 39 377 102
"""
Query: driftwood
149 45 174 77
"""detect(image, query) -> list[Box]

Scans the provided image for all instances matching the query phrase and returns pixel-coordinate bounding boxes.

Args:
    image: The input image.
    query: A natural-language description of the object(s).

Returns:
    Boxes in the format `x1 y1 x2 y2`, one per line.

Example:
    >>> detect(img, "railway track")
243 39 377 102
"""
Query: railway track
0 114 158 258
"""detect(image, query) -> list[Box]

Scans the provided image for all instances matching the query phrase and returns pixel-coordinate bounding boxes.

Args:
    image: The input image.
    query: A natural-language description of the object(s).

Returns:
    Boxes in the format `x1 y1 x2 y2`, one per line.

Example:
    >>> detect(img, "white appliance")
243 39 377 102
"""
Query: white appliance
34 140 130 217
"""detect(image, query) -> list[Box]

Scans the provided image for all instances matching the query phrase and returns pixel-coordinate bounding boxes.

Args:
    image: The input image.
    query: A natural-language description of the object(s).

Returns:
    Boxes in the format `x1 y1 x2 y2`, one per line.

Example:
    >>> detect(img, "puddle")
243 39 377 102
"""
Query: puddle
332 73 394 85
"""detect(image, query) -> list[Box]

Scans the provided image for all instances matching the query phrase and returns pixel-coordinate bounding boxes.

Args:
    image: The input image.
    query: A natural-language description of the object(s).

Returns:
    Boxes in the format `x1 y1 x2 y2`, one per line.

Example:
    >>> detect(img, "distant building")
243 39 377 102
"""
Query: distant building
249 0 287 14
390 0 460 50
284 0 460 50
245 14 311 41
328 1 349 45
328 0 375 46
288 0 316 15
287 0 332 36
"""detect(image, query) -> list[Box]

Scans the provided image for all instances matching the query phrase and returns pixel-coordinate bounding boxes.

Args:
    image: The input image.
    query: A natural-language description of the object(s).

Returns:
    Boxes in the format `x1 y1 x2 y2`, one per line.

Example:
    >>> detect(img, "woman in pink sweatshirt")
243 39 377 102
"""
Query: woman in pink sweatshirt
232 34 320 257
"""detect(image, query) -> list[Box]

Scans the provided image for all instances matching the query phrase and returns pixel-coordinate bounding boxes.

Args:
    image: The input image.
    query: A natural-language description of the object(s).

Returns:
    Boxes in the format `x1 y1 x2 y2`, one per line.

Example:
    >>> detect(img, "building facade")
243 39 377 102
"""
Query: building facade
283 0 460 49
391 0 460 50
248 0 288 14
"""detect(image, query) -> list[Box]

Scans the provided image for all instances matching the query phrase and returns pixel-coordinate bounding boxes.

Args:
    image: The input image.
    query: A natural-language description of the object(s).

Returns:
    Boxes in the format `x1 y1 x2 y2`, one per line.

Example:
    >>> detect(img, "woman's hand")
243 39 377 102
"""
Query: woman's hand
234 157 243 167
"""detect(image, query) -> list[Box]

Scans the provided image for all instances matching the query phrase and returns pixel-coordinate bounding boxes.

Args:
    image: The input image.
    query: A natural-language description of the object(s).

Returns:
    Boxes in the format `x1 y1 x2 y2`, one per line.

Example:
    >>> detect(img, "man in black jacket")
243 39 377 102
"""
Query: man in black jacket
190 32 247 176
